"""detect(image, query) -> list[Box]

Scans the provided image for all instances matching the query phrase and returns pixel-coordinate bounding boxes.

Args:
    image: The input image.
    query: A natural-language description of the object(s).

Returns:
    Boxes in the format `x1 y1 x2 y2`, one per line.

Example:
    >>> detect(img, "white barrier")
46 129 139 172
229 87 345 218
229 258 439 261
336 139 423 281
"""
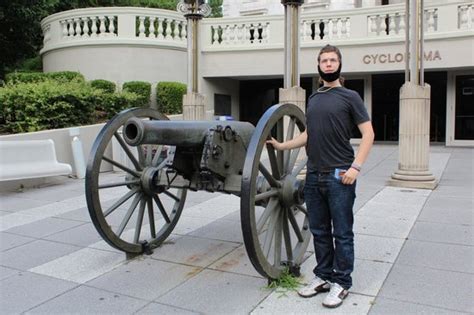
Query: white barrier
0 140 72 181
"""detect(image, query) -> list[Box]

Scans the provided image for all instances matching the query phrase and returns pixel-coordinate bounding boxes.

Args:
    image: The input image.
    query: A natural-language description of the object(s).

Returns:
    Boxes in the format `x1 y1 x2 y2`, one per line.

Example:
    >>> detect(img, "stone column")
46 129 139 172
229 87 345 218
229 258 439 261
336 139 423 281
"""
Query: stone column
388 82 436 189
389 0 437 189
279 86 306 113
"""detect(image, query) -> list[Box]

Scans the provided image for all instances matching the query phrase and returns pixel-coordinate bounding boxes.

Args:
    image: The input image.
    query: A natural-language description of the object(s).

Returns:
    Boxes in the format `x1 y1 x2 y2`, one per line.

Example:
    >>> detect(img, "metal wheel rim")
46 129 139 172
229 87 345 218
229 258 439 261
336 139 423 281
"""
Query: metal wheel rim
241 103 311 279
85 108 187 253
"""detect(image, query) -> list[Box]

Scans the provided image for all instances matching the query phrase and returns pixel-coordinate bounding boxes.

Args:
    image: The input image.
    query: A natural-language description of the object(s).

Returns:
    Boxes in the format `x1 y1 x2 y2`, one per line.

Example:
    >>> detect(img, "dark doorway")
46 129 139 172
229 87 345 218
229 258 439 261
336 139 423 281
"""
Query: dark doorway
371 72 446 142
455 74 474 140
239 78 314 126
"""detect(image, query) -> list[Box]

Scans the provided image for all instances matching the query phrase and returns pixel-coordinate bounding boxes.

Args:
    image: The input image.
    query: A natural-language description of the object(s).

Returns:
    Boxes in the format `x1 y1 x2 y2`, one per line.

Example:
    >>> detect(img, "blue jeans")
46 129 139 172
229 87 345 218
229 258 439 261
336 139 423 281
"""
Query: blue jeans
304 170 356 289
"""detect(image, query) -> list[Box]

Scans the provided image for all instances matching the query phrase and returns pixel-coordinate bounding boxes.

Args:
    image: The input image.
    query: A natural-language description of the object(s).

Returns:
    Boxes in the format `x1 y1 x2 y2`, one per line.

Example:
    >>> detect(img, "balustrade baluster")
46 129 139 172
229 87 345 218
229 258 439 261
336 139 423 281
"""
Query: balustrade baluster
73 19 80 37
264 22 269 43
388 14 396 35
323 19 329 40
83 17 91 37
459 5 468 29
61 20 68 38
172 19 178 40
341 18 347 38
245 24 251 44
181 21 187 41
90 17 97 37
149 17 156 38
399 13 405 35
165 19 172 40
212 26 218 44
108 16 116 35
157 18 164 39
334 19 340 38
346 18 351 38
137 16 145 37
98 16 106 36
224 25 231 44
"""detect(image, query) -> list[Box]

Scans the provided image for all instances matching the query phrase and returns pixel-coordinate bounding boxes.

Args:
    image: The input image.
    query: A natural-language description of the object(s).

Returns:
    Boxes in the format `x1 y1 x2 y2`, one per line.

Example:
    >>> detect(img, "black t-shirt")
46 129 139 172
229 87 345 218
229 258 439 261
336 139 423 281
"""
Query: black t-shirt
306 86 370 172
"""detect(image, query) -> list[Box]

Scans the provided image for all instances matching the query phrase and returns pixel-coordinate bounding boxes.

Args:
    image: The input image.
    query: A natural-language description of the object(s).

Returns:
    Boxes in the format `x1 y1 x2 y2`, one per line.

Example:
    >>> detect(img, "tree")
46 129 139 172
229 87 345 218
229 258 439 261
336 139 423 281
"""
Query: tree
208 0 223 18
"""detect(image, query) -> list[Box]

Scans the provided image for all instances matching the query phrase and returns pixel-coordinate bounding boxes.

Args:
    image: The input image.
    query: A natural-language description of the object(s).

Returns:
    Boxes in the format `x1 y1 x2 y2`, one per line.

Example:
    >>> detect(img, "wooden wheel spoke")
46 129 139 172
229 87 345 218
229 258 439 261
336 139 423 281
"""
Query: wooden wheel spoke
265 143 281 180
151 145 163 167
133 199 146 243
255 189 278 202
262 207 279 258
287 147 301 173
113 132 142 171
295 204 308 216
116 193 142 237
104 188 139 217
153 195 171 223
145 145 153 166
147 197 156 238
257 198 278 233
103 156 141 178
276 119 284 176
258 163 280 188
164 190 180 202
273 210 283 266
283 118 296 172
282 208 293 261
288 207 304 242
291 158 307 177
98 179 140 189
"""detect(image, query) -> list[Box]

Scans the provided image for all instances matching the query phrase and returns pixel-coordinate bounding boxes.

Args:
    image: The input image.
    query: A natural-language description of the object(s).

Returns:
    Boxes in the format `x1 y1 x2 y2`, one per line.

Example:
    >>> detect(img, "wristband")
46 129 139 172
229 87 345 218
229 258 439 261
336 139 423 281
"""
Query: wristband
351 163 361 172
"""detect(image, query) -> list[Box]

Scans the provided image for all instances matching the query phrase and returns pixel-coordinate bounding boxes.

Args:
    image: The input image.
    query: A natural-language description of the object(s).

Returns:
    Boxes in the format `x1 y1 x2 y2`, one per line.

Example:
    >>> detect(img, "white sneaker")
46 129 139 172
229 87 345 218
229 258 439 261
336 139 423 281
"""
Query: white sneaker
322 282 349 308
297 276 330 298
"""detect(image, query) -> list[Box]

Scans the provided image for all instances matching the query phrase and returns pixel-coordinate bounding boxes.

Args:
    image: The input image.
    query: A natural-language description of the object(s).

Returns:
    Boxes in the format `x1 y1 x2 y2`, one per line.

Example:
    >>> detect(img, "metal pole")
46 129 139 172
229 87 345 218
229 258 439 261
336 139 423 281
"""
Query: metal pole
420 0 424 86
284 5 291 88
405 0 410 82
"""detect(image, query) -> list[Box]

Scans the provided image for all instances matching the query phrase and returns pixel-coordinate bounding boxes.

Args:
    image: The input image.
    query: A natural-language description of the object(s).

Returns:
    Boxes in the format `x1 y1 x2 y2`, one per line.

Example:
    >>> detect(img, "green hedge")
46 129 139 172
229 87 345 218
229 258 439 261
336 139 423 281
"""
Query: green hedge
0 79 139 134
156 81 186 114
90 79 116 93
122 81 151 107
5 71 85 84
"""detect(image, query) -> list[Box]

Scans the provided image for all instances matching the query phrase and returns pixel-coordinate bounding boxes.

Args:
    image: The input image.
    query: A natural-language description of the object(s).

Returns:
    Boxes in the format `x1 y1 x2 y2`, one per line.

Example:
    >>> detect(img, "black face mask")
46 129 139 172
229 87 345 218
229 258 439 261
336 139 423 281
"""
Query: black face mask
318 63 342 83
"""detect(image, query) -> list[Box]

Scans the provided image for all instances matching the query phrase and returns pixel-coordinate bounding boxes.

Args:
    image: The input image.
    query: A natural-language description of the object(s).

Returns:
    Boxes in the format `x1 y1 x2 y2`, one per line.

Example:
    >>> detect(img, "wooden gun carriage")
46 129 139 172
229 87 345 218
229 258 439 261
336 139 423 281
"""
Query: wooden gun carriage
85 104 310 279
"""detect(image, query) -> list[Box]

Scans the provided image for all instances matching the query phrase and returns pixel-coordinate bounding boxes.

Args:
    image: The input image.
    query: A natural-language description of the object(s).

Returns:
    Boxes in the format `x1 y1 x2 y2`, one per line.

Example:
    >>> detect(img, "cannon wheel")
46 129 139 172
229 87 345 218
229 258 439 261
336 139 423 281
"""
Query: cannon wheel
85 108 187 254
241 103 311 280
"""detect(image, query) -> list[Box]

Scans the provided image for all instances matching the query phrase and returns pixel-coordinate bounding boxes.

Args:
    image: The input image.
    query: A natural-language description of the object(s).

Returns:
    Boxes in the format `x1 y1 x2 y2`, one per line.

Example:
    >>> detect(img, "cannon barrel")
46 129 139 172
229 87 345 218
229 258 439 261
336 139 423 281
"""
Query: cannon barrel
123 117 255 147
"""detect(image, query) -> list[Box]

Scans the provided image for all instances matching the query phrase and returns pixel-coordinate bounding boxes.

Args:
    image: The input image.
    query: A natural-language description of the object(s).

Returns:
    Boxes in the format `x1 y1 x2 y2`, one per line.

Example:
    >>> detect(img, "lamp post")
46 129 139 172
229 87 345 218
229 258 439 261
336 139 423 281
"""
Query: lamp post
389 0 437 189
279 0 306 113
177 0 211 120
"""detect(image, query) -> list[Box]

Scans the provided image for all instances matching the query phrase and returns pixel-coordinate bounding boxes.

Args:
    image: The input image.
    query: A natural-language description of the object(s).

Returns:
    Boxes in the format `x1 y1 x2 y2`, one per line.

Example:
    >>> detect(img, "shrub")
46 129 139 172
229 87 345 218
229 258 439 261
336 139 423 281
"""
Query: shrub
90 79 116 93
122 81 151 107
0 79 141 133
156 81 186 114
19 56 43 72
5 71 85 84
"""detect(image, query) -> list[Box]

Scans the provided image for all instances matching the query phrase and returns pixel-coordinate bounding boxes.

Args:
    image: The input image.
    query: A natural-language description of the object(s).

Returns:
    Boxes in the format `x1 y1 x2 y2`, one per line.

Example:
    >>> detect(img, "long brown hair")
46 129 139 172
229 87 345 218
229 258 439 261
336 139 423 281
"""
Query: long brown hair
317 44 345 86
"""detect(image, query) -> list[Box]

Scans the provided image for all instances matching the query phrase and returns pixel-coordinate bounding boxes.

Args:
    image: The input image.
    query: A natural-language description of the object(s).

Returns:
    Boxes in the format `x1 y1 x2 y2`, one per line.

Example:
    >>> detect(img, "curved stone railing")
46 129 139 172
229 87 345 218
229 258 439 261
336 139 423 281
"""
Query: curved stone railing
41 7 187 54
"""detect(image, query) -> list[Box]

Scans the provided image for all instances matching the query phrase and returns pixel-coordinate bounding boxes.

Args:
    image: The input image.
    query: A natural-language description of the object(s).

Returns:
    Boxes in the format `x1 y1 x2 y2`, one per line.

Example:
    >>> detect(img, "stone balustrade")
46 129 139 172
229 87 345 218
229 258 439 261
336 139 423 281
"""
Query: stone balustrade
41 7 186 54
41 2 472 54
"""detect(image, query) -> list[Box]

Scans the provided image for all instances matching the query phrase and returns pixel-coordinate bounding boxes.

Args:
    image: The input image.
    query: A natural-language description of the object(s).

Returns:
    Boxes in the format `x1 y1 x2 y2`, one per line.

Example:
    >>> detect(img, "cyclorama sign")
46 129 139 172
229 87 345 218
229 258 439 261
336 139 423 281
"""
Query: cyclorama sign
363 50 442 64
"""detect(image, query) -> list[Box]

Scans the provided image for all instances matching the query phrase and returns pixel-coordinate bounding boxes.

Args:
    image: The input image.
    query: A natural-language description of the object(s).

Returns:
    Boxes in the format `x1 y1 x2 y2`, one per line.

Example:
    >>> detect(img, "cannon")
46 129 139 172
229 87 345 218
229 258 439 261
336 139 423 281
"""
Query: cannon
85 104 310 279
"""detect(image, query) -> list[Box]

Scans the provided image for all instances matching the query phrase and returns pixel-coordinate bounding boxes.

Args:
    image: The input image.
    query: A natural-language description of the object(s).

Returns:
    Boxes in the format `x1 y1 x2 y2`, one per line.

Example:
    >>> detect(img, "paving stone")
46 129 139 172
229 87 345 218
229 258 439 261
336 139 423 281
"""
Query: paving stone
156 269 269 314
54 206 92 222
87 257 202 300
0 195 52 212
355 234 405 263
5 217 84 238
150 235 238 267
396 240 474 274
356 200 421 220
208 246 263 278
172 215 220 235
378 264 474 313
354 215 415 239
136 302 200 314
181 194 240 220
409 221 473 246
189 217 243 243
369 297 469 315
44 222 103 247
0 239 81 270
0 231 35 251
0 271 77 314
27 285 148 314
419 197 473 225
0 210 12 216
0 265 20 281
432 185 474 198
29 247 127 283
253 290 374 315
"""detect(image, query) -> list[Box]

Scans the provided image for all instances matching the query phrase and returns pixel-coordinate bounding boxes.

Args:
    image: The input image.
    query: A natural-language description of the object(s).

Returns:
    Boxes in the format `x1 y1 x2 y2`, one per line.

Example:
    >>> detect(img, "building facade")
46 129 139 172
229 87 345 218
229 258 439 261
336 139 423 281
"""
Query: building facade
40 1 474 146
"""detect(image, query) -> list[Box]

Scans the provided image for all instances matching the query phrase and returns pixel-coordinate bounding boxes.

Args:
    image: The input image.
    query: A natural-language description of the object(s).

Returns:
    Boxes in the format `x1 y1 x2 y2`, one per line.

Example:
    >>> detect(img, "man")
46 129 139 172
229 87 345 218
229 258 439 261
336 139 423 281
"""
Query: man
267 44 374 308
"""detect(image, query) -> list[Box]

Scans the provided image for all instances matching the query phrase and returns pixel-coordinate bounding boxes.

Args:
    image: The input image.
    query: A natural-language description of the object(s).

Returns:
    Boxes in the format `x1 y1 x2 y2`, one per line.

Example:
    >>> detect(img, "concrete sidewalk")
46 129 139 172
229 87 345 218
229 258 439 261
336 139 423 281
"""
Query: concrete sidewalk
1 144 472 314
